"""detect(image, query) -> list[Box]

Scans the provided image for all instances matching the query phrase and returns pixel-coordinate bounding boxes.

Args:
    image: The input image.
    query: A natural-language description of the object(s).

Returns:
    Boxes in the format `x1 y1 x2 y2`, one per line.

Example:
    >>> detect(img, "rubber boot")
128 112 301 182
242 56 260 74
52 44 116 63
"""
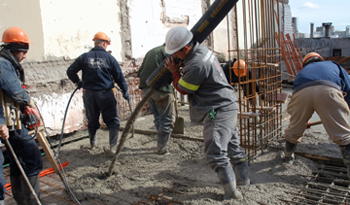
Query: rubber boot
233 160 250 186
284 140 297 165
339 144 350 179
216 166 243 200
10 176 25 205
109 129 119 157
22 175 41 205
88 128 97 149
157 132 171 155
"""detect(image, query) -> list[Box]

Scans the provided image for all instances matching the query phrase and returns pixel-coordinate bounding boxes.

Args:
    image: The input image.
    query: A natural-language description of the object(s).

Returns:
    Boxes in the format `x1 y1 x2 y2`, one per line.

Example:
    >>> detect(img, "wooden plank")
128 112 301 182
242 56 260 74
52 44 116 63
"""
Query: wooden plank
35 129 65 183
286 34 302 72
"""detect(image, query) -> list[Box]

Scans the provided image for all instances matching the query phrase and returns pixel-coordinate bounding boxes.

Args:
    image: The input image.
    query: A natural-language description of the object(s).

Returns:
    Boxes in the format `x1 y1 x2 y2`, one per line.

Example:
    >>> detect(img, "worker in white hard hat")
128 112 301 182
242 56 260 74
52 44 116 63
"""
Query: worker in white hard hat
283 52 350 180
164 26 250 200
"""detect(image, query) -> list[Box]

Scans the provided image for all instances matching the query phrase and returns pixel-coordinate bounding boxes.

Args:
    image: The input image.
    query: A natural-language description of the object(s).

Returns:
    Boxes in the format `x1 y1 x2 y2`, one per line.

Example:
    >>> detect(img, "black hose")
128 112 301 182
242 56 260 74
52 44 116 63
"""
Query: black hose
55 86 79 158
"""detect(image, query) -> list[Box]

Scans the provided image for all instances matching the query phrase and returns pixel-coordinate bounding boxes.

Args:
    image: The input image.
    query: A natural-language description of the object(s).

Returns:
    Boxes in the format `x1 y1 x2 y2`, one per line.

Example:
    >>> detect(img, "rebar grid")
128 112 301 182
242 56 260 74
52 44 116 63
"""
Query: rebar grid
292 163 350 204
227 0 283 161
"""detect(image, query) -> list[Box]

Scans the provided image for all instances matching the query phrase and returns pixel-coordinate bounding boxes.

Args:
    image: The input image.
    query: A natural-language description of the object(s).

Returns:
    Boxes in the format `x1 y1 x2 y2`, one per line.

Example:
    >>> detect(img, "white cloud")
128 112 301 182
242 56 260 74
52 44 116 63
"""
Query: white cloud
300 2 320 10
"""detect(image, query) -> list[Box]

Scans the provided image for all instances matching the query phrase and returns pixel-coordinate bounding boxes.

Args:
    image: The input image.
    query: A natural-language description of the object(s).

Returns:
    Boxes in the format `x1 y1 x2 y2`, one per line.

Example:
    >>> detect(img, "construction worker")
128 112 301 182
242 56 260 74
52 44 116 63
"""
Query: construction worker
0 103 8 205
222 59 261 102
137 44 175 155
67 31 129 157
164 26 250 200
0 27 46 204
283 52 350 179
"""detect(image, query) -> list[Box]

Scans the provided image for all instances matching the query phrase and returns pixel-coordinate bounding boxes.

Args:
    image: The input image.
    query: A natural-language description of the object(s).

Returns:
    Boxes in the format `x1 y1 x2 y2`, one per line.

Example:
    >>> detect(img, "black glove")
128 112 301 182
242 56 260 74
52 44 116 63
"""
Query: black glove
123 91 130 102
76 81 83 89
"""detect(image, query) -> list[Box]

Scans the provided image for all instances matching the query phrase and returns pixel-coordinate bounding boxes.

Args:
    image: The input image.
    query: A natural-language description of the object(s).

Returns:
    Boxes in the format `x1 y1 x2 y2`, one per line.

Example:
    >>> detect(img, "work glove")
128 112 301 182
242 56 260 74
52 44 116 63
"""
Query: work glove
76 81 83 89
28 99 36 108
123 91 130 102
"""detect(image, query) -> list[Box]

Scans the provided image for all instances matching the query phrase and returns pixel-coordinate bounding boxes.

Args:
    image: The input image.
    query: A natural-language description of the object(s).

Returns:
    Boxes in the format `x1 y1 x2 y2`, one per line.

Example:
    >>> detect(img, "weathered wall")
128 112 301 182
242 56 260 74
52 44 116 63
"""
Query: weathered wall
0 0 44 61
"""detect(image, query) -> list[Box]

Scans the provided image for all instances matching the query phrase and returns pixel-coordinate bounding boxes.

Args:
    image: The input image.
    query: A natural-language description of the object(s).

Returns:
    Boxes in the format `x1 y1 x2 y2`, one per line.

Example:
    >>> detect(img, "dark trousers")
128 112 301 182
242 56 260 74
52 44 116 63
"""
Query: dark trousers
83 89 120 130
2 125 43 177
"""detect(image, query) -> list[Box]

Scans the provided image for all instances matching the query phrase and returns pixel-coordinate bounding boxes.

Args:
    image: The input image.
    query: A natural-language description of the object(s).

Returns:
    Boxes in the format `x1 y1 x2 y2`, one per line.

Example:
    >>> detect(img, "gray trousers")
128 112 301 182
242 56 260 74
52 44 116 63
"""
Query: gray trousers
203 108 248 171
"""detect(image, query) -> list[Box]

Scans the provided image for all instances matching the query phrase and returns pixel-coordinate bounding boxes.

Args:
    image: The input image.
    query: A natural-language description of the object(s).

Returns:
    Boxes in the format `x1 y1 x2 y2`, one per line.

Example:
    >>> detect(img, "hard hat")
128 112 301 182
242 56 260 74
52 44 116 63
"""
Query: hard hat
164 26 193 54
232 59 248 77
302 52 323 67
93 32 111 43
2 27 33 44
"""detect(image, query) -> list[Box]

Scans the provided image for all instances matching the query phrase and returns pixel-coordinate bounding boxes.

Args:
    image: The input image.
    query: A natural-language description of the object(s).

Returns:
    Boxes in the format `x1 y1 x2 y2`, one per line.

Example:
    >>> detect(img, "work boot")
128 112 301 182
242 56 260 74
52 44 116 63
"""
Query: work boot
284 140 297 165
233 160 250 186
109 129 119 157
22 175 41 205
339 144 350 179
10 176 25 204
88 128 97 149
157 133 171 155
216 166 243 200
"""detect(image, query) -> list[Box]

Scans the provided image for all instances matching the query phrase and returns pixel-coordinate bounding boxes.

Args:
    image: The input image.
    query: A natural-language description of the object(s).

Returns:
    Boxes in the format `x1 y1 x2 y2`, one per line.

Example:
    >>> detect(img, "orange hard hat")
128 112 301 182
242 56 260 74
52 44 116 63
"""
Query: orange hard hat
302 52 323 67
92 32 110 44
232 59 248 77
2 27 33 44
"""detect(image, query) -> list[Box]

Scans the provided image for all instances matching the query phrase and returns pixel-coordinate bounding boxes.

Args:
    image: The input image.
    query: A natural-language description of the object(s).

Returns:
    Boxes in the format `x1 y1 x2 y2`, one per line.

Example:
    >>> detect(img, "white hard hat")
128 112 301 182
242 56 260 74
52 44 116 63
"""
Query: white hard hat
164 26 193 54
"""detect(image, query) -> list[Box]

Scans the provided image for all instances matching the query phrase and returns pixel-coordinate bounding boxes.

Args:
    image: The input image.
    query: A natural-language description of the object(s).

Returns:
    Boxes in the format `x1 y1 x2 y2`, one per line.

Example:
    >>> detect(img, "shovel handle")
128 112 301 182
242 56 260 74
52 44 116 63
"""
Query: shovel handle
306 120 322 129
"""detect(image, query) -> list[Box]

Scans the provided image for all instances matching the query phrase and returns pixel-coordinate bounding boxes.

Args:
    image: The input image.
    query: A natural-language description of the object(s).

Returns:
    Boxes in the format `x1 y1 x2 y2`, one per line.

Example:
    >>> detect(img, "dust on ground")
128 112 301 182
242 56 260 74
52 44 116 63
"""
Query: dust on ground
57 100 342 205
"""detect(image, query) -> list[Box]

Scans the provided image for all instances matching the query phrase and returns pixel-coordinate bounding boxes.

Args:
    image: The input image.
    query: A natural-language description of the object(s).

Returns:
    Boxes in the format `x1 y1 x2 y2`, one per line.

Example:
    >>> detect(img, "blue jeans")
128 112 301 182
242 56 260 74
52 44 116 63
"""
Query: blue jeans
143 88 175 150
83 89 120 130
203 108 248 171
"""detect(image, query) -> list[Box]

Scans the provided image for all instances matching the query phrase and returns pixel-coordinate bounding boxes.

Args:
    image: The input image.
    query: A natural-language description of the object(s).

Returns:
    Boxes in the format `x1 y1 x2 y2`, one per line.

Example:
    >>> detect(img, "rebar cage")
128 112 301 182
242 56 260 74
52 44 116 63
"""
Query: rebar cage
227 0 284 161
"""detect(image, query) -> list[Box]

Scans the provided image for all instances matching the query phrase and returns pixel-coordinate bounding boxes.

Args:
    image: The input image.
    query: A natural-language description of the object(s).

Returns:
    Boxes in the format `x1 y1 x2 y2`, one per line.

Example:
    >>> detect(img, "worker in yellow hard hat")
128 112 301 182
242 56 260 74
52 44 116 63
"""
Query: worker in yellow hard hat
0 27 47 204
164 26 249 200
67 31 129 157
283 51 350 181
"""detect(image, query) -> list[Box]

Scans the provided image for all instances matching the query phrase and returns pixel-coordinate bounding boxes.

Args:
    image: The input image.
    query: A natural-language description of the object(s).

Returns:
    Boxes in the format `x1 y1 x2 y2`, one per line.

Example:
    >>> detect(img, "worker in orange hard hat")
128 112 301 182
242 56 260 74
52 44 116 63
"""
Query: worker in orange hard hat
67 31 129 158
283 51 350 181
0 27 47 204
232 59 248 77
92 31 111 45
301 52 324 68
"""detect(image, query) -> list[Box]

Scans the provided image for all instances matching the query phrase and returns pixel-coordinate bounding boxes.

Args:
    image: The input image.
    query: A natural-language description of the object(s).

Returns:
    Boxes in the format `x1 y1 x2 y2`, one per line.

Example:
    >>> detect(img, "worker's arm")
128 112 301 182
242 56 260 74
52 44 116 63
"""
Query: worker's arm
0 101 9 140
172 71 188 95
336 62 350 107
111 59 129 97
165 56 188 95
0 60 31 104
66 55 84 84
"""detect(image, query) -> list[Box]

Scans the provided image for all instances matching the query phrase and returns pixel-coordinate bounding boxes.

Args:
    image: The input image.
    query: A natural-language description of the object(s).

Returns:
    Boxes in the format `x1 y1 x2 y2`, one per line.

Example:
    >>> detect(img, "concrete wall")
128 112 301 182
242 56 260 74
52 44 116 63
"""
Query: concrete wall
333 38 350 57
40 0 123 62
0 0 44 61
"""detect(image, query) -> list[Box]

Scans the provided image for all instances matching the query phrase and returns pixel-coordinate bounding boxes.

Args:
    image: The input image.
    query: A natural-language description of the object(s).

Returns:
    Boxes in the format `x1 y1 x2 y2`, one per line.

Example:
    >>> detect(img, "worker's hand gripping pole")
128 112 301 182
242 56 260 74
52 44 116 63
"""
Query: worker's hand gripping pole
108 0 239 176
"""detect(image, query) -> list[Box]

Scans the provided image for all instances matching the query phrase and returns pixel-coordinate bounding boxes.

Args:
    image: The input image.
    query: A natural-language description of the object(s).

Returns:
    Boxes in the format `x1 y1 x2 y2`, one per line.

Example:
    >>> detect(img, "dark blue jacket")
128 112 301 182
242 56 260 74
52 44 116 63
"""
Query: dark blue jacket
0 57 31 106
293 61 350 106
67 46 128 94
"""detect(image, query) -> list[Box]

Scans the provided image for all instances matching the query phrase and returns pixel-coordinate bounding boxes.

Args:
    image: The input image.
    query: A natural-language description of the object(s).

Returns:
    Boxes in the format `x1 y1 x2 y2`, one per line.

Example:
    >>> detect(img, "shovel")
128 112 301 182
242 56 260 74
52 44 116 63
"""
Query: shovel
173 95 184 134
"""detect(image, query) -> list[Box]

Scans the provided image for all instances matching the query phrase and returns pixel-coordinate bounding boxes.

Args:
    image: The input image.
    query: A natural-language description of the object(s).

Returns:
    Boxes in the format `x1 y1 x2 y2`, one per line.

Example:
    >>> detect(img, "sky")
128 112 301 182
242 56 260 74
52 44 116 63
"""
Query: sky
288 0 350 34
